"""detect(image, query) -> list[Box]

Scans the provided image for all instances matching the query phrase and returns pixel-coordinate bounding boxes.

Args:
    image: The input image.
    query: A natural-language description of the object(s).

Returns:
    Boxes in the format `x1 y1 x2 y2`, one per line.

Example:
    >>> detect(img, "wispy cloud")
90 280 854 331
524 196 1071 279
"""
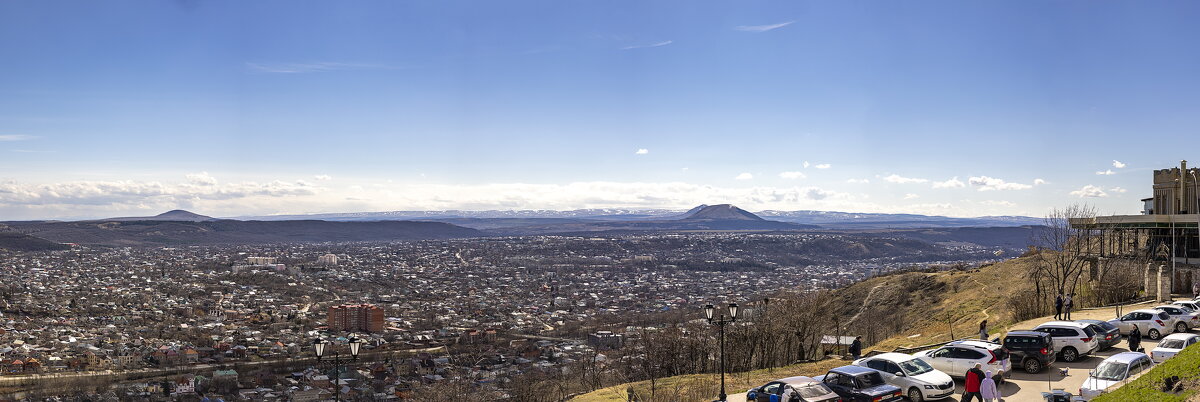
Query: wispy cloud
814 163 832 169
903 193 920 200
779 171 806 179
1112 160 1126 169
846 178 870 184
1034 178 1047 185
882 174 928 184
635 148 649 155
0 134 36 141
968 176 1033 191
245 62 390 74
734 172 754 180
931 177 965 189
734 21 794 33
1070 184 1108 198
621 40 673 50
1096 169 1116 175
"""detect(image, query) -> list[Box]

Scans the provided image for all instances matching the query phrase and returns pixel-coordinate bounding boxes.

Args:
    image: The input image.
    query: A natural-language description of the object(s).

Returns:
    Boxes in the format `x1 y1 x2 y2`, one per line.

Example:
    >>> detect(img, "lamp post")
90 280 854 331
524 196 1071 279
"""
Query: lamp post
705 303 739 402
314 336 362 402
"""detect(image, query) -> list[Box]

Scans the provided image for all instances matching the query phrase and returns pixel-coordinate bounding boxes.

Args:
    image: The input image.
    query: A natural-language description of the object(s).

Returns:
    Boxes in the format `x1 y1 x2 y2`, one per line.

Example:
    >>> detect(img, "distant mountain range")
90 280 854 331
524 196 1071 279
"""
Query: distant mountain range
234 206 1042 229
0 205 1044 249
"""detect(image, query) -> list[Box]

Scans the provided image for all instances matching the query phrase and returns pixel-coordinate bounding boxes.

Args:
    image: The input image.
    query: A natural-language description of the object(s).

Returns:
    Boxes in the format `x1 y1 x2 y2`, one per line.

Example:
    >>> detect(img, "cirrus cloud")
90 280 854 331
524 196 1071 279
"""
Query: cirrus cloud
968 176 1033 191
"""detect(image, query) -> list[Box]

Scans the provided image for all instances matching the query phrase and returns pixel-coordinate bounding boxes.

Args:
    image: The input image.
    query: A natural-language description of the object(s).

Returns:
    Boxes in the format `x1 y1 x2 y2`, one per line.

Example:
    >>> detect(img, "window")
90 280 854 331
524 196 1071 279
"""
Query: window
823 373 840 385
1159 312 1171 320
1082 326 1096 337
884 362 902 375
1189 337 1199 346
866 360 887 371
1121 313 1135 321
762 383 782 395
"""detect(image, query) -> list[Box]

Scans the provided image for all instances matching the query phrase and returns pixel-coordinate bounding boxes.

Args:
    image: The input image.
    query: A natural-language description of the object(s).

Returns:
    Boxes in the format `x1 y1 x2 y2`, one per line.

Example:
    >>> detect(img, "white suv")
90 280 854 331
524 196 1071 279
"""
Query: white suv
1152 305 1200 333
913 340 1010 380
852 352 955 402
1033 321 1100 362
1108 309 1171 340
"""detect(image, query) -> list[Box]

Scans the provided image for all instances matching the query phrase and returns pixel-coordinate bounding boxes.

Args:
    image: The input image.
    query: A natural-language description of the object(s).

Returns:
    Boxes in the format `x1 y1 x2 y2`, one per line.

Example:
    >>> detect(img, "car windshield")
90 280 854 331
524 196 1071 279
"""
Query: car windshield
858 372 885 387
1159 339 1186 349
796 383 833 399
899 358 934 376
1092 361 1129 381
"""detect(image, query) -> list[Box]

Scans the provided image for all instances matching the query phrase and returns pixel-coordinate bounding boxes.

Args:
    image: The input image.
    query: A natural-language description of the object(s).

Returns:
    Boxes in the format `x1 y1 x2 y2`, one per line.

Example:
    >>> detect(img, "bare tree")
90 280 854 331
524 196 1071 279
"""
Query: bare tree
1032 204 1098 301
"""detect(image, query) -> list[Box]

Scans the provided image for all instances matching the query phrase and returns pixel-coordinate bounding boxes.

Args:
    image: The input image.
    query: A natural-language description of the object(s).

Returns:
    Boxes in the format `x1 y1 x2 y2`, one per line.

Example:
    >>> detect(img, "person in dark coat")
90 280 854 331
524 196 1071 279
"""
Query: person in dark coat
961 363 985 402
1128 325 1142 353
1054 294 1064 320
848 336 863 359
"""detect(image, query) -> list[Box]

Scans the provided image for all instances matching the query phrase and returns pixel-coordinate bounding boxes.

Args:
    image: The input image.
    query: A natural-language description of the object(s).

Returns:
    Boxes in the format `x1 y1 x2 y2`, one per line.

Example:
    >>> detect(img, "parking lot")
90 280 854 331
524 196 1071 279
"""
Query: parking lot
730 299 1180 402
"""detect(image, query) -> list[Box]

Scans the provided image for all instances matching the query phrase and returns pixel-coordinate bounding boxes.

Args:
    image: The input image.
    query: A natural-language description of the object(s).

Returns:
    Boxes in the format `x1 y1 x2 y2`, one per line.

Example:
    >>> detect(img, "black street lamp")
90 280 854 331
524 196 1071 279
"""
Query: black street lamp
705 303 739 402
314 336 362 402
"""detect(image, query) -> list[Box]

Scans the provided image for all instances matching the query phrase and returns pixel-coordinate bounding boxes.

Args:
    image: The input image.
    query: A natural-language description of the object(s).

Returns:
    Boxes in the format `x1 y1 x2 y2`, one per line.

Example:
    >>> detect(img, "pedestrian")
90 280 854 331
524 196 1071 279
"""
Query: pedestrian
1054 294 1064 320
979 319 988 340
849 336 863 359
1193 281 1199 298
961 363 985 402
1128 324 1142 353
1064 293 1074 320
980 370 1000 402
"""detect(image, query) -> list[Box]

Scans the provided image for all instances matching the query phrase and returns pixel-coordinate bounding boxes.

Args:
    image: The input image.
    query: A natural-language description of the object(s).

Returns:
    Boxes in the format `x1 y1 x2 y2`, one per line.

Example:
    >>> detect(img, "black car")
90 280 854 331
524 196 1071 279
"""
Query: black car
814 366 904 402
1002 330 1057 374
1077 319 1122 350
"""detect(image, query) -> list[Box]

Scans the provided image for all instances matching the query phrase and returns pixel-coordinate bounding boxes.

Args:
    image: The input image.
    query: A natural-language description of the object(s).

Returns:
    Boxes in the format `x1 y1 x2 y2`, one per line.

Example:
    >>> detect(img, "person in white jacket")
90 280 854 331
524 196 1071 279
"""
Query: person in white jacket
980 370 1000 402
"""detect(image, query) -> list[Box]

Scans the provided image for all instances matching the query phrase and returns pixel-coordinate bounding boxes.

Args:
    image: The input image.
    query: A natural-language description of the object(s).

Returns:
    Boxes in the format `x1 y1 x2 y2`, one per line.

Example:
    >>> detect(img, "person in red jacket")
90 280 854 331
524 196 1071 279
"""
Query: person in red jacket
961 363 985 402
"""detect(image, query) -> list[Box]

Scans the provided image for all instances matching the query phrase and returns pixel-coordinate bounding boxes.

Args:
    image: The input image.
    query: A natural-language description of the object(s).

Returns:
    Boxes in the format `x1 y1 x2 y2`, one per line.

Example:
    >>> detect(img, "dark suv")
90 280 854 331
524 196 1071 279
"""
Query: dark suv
1002 330 1056 374
1077 319 1122 351
814 366 904 402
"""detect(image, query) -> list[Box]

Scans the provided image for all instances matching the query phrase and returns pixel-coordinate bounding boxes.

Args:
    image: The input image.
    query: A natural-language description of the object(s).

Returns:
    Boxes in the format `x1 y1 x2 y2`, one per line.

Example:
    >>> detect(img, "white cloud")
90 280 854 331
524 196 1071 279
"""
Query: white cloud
1110 187 1128 193
621 40 673 50
185 172 218 186
968 176 1033 191
1034 178 1047 186
779 171 807 180
635 148 649 155
883 174 928 184
1096 170 1115 175
903 193 920 200
803 161 810 168
814 163 832 169
735 173 754 180
931 177 965 189
734 21 794 32
1113 160 1126 169
980 200 1017 207
314 175 332 181
846 178 870 184
0 135 36 141
1070 185 1108 198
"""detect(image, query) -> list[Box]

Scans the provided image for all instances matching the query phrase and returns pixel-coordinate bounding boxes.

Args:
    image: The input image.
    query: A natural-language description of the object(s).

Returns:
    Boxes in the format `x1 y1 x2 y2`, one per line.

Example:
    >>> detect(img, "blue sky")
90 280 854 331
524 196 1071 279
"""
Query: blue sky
2 1 1199 219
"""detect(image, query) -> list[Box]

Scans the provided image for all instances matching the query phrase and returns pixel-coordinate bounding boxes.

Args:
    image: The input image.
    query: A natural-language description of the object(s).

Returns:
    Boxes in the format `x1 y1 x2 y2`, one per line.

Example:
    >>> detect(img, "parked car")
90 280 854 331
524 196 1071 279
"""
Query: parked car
1150 333 1200 363
1107 309 1171 340
1152 305 1200 333
814 366 905 402
745 376 841 402
1002 330 1057 374
1078 352 1153 400
1172 300 1200 311
913 340 1011 380
852 352 955 402
1033 321 1100 362
1076 319 1122 350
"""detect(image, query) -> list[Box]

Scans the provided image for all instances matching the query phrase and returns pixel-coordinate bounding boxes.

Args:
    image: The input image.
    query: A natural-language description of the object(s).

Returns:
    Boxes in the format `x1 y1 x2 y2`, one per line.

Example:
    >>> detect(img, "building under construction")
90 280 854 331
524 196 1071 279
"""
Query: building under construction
1069 160 1200 300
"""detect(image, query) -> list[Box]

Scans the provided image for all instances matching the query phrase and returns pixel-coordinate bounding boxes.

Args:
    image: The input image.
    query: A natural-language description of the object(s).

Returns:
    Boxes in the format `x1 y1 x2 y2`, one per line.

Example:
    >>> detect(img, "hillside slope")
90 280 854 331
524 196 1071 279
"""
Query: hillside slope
3 219 485 246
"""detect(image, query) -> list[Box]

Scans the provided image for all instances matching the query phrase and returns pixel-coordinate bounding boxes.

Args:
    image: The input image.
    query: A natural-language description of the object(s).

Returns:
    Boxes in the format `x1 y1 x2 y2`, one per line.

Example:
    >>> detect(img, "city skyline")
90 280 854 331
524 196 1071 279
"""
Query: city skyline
4 1 1200 219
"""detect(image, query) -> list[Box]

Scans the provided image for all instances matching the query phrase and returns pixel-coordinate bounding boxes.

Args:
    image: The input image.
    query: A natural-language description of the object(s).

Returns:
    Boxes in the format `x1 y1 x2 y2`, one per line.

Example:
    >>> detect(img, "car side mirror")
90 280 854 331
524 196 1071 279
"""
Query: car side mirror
895 371 905 377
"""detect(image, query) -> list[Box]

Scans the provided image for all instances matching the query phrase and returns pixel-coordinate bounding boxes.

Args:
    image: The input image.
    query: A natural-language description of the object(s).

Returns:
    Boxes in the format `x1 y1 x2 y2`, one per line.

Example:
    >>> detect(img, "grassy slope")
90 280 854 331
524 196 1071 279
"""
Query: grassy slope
1092 343 1200 402
573 255 1041 401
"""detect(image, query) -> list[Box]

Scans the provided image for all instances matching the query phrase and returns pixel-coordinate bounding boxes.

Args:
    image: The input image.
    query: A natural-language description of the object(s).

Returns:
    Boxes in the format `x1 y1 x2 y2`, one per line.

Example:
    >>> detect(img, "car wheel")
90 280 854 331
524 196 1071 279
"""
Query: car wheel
1176 322 1188 333
907 387 924 402
1023 358 1042 374
1060 347 1079 362
1148 329 1162 340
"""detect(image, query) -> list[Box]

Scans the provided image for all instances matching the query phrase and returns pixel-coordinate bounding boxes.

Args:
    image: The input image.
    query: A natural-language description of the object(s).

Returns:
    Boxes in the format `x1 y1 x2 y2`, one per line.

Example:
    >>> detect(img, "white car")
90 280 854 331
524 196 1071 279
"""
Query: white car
1032 321 1100 362
1150 333 1200 363
913 340 1011 380
1152 305 1200 333
1172 300 1200 311
1078 352 1153 400
853 352 955 402
1108 309 1171 340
